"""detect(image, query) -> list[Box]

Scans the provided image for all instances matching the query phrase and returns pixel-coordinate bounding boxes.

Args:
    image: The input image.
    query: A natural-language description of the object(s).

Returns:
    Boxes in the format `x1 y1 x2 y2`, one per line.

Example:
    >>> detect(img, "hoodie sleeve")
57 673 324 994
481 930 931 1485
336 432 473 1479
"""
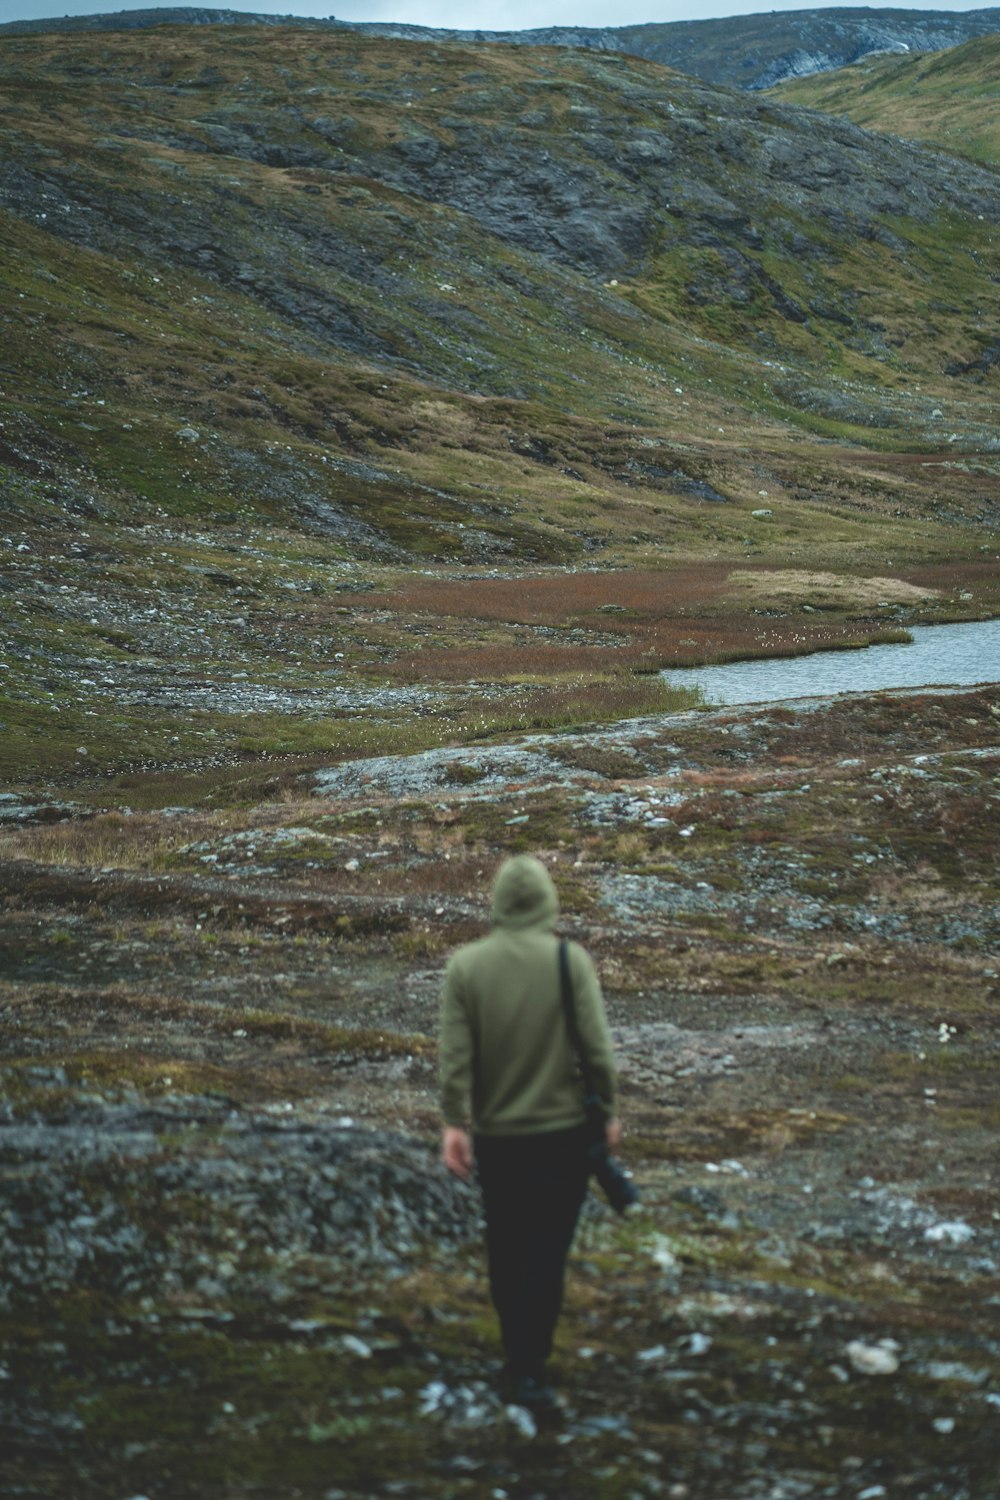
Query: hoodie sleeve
438 952 475 1128
568 941 618 1118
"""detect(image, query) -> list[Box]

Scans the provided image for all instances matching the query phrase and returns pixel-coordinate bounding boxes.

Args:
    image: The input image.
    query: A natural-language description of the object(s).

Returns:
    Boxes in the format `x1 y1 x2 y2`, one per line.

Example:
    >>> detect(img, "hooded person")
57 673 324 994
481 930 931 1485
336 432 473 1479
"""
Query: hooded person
439 853 620 1411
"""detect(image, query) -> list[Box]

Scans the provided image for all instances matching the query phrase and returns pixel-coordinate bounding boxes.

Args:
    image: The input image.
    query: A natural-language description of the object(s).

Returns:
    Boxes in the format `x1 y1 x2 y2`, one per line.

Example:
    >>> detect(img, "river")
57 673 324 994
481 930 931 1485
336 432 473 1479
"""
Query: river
661 618 1000 707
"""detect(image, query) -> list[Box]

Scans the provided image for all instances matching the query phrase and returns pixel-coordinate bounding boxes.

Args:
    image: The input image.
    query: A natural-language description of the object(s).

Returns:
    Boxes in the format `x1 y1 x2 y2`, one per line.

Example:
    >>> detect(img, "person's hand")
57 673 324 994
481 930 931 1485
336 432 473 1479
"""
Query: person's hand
442 1126 473 1181
605 1116 622 1151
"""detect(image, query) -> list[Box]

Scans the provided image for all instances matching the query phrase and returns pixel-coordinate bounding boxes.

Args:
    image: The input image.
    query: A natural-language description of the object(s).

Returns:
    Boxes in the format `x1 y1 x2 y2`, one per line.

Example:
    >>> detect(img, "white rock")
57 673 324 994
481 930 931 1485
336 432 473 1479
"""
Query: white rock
646 1233 678 1272
924 1220 974 1245
505 1403 538 1438
846 1340 899 1376
923 1360 987 1386
419 1380 447 1414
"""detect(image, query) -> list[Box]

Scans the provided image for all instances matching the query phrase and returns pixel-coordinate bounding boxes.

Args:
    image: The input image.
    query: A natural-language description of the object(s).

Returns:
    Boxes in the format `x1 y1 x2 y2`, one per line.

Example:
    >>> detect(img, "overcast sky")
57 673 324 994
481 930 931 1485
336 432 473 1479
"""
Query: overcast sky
0 0 991 32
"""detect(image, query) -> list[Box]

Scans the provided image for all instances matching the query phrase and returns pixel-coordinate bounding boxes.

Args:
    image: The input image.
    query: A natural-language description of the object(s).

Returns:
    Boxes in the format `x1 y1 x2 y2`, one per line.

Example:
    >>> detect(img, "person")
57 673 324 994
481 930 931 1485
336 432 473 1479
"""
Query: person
438 853 621 1411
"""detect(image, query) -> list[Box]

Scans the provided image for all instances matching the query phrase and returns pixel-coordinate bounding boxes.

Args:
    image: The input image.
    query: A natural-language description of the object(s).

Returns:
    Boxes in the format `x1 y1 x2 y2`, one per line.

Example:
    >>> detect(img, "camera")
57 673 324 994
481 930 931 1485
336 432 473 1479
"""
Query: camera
587 1138 640 1216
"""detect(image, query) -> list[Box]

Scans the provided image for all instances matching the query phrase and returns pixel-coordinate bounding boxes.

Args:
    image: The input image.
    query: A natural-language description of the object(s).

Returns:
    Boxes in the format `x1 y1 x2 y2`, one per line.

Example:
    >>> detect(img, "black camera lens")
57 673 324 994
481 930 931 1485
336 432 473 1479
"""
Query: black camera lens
589 1144 640 1215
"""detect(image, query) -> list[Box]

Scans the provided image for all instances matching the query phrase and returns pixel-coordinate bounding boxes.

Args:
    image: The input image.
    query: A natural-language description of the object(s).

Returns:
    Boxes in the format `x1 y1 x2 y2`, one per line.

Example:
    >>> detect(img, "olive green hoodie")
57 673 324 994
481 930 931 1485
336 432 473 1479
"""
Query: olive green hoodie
439 854 618 1136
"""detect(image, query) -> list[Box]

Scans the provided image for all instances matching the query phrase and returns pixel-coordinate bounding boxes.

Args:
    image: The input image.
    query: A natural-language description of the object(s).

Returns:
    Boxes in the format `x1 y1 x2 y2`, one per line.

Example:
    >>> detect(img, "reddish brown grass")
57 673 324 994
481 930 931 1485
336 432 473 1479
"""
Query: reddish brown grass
387 643 650 680
384 619 910 678
357 564 929 677
364 566 730 624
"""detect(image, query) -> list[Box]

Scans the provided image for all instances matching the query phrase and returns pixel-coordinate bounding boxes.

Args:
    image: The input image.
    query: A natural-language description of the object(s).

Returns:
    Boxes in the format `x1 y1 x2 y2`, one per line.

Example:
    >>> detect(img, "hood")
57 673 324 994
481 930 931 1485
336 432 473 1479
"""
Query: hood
491 854 560 931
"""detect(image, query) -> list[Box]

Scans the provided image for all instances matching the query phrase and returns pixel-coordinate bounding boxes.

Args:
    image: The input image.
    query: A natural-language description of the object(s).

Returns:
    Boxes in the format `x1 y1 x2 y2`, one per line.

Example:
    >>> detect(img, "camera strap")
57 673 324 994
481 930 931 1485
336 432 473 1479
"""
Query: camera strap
558 939 602 1121
559 941 639 1213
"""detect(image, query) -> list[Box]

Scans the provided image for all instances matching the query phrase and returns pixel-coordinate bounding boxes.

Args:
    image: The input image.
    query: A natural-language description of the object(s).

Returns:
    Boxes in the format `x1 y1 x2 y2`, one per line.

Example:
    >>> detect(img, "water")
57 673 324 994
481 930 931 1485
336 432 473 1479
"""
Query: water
661 618 1000 707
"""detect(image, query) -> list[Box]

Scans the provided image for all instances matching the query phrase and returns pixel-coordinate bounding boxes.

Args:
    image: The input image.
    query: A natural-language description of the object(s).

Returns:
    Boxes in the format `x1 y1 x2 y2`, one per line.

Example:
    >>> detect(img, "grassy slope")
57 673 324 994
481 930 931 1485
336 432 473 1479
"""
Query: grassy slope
771 32 1000 166
0 26 998 791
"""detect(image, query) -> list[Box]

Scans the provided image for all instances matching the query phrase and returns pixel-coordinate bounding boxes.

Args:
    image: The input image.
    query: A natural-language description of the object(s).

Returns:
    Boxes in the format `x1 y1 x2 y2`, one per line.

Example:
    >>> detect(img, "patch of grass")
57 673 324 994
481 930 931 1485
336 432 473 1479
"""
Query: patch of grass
233 1010 432 1057
441 760 486 785
546 742 644 779
454 789 581 856
772 34 1000 167
1 1053 241 1109
0 676 698 787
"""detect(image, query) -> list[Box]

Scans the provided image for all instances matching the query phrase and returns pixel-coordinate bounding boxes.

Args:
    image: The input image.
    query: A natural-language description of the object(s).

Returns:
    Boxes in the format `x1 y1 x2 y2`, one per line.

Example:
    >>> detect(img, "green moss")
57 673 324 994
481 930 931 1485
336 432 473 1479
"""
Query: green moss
235 1010 432 1057
442 761 487 785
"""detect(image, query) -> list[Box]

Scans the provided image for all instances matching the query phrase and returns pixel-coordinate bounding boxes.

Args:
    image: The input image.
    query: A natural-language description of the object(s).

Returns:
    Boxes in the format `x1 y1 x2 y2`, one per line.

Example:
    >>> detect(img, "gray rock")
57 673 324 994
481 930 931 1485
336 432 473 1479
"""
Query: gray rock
0 1107 480 1310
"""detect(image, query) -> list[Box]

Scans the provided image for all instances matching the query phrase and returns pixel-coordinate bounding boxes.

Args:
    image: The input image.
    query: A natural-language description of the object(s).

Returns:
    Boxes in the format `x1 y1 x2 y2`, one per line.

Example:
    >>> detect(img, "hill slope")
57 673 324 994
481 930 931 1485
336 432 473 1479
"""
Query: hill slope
771 31 1000 166
2 26 998 483
3 5 1000 92
0 25 998 786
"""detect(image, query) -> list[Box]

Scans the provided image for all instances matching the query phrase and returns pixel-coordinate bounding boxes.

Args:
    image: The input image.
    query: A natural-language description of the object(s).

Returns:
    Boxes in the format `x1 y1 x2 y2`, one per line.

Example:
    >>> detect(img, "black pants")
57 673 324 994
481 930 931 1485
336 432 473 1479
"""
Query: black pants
474 1124 590 1379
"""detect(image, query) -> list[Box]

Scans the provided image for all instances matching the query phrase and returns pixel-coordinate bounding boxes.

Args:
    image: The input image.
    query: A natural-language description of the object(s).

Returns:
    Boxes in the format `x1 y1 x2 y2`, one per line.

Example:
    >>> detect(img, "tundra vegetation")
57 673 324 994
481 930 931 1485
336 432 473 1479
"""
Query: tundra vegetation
0 21 997 1500
772 33 1000 169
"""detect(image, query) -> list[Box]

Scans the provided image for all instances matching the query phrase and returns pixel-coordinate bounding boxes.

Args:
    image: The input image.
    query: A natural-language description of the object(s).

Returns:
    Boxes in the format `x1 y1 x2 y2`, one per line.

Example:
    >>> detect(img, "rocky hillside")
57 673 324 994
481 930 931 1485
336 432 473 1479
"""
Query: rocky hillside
2 24 998 531
4 5 1000 92
773 31 1000 166
1 22 998 788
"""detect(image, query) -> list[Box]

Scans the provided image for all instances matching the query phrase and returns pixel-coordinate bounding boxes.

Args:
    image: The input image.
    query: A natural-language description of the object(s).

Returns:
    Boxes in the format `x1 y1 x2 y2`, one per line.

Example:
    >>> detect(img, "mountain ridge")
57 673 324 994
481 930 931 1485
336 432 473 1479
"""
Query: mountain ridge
3 6 1000 91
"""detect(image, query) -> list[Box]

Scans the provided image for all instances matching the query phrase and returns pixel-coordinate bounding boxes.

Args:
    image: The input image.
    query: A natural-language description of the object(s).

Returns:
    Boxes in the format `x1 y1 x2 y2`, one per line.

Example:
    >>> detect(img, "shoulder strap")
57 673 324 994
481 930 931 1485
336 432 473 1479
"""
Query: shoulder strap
558 938 595 1098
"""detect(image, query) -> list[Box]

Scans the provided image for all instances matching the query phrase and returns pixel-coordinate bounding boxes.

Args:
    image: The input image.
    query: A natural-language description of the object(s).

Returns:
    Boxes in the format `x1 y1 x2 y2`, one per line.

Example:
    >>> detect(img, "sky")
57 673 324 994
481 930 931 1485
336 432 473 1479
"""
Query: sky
0 0 991 31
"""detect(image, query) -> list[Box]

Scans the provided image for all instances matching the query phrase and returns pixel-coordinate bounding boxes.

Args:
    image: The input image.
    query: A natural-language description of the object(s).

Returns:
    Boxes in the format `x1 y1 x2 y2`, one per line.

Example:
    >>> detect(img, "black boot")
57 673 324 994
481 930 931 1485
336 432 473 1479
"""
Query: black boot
504 1367 561 1415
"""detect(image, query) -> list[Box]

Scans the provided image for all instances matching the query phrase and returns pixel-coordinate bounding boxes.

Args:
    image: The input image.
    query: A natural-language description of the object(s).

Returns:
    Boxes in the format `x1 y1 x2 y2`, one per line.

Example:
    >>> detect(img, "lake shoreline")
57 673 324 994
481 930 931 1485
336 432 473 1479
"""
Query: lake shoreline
662 615 1000 707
